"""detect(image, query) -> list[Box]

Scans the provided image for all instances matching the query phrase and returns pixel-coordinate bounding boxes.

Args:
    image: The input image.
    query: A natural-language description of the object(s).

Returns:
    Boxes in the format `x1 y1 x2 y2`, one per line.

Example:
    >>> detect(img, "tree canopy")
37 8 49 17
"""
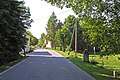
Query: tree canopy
45 0 120 54
0 0 32 66
46 12 62 49
38 33 46 48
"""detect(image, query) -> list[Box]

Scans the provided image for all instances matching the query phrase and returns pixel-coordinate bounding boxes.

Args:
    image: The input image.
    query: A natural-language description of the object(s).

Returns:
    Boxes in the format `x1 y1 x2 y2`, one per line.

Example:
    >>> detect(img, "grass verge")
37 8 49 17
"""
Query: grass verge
55 50 120 80
0 57 26 73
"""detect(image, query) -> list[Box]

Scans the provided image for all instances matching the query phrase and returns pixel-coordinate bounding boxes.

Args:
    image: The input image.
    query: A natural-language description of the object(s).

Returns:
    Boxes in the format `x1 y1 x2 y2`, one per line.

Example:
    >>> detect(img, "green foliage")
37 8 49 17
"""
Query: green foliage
0 0 32 66
55 15 89 52
27 31 38 46
46 12 62 49
45 0 120 78
38 33 46 48
55 15 75 51
45 0 120 54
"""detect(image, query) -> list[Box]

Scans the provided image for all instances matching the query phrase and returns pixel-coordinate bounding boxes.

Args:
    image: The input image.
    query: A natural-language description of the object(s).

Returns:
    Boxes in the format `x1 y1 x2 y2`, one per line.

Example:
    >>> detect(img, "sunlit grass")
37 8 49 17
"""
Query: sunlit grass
54 49 120 80
89 53 120 72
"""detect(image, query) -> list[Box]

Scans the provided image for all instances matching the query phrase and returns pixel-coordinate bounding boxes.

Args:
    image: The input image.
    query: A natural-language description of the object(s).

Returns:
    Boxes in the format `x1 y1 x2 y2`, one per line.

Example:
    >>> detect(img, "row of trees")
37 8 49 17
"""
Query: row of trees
38 33 46 48
27 31 38 46
0 0 32 66
45 13 89 53
43 0 120 53
46 12 63 49
41 11 120 53
44 0 120 55
38 12 63 49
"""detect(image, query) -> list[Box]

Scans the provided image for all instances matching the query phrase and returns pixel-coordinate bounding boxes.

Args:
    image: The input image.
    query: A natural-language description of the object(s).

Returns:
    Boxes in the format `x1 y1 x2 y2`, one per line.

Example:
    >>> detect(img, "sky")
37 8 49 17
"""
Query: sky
24 0 75 39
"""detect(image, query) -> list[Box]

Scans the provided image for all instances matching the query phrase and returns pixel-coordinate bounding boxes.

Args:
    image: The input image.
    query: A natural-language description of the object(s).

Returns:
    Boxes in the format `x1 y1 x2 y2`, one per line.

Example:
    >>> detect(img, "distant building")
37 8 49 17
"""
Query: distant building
44 40 51 48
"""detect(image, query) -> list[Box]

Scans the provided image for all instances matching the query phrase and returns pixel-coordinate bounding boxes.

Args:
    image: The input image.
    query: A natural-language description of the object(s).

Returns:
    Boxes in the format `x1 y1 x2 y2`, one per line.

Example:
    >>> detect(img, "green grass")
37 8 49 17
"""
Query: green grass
90 54 120 72
55 50 120 80
0 57 25 73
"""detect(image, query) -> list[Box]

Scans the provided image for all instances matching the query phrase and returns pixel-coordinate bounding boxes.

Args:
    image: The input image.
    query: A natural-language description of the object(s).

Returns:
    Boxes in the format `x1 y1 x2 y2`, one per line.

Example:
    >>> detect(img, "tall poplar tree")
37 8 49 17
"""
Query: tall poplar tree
46 12 58 49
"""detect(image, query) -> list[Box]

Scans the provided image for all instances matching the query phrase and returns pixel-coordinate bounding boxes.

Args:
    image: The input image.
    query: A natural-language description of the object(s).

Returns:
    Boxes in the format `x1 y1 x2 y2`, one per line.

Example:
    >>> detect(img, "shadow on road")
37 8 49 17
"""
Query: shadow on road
30 51 52 55
0 50 96 80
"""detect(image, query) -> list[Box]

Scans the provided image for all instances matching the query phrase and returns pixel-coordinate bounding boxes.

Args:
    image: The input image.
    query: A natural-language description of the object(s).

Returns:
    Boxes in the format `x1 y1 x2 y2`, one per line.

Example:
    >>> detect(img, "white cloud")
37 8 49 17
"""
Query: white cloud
24 0 75 38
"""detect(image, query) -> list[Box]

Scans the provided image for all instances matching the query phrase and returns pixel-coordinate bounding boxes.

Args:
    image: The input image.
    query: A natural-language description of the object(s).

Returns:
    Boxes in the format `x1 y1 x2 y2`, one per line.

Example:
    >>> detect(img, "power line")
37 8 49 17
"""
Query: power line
32 9 73 21
56 9 72 15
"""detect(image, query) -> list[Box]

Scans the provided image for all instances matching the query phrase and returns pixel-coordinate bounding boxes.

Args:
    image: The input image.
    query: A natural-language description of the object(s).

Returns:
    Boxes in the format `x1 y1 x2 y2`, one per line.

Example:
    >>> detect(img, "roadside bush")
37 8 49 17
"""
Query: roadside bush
29 45 36 52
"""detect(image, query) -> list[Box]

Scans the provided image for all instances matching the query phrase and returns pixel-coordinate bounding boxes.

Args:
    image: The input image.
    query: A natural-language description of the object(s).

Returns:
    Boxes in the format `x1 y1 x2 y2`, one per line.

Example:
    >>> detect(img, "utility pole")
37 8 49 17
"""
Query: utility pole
75 18 77 57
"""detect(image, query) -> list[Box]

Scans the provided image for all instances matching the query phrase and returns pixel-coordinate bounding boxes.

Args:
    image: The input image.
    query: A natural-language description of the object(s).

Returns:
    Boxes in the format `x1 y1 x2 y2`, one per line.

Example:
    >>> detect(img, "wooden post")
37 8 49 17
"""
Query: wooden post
75 18 77 57
113 71 116 78
93 47 96 61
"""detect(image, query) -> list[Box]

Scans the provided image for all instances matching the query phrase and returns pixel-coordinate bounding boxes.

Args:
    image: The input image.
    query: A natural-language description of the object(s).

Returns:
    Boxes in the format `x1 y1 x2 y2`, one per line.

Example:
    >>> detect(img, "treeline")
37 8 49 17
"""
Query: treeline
27 31 38 51
0 0 32 66
41 0 120 56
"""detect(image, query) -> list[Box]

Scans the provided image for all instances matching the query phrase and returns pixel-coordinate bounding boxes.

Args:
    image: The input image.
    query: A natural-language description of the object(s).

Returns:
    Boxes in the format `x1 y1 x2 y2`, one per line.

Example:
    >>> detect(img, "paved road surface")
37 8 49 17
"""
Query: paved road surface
0 49 96 80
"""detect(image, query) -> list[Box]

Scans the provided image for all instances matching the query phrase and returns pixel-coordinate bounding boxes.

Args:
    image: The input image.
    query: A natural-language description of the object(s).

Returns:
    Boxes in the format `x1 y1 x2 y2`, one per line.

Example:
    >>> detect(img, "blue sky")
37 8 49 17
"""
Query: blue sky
24 0 75 38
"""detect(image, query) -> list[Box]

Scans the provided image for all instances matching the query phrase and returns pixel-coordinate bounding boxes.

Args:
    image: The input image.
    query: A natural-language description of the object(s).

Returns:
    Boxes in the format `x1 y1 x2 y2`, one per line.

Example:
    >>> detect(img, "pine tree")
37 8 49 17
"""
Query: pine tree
0 0 32 65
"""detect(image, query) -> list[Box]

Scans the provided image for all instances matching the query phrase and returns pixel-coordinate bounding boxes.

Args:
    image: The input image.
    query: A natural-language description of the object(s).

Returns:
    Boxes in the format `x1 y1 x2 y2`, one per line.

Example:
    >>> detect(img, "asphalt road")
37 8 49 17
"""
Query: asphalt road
0 49 96 80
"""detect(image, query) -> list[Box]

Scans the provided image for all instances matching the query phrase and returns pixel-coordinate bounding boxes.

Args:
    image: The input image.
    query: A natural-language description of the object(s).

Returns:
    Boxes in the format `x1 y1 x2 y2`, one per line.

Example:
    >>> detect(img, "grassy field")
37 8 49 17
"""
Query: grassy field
55 50 120 80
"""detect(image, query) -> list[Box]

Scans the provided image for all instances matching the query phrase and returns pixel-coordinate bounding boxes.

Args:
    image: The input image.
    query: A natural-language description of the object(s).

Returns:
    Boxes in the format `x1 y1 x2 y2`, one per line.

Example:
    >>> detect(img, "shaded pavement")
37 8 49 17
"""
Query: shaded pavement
0 49 96 80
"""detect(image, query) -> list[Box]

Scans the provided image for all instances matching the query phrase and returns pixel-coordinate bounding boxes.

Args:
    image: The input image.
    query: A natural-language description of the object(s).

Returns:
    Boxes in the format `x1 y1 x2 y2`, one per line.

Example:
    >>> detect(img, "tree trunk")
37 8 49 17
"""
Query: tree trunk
62 46 65 52
54 42 56 50
23 48 26 57
60 46 62 51
51 42 53 49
